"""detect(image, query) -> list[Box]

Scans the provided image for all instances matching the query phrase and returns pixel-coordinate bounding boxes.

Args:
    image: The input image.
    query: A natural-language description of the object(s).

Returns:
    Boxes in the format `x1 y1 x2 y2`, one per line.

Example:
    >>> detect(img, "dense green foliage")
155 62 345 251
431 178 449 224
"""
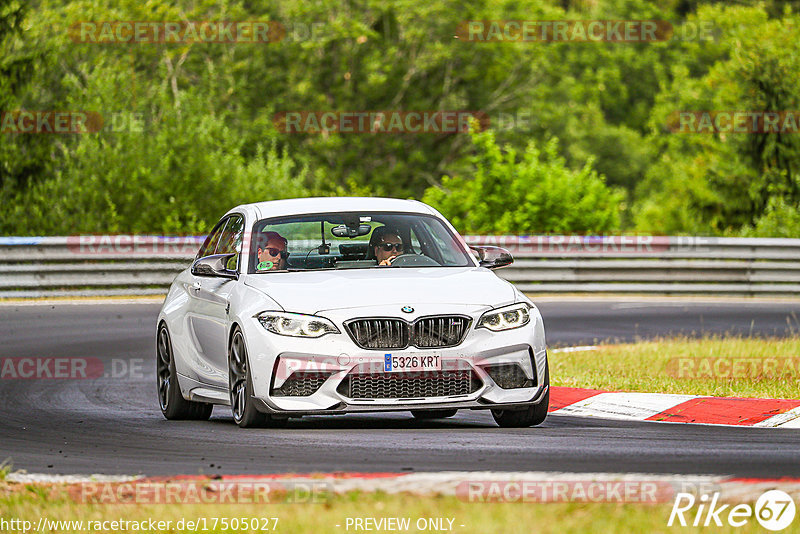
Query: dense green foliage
1 0 799 236
423 130 623 234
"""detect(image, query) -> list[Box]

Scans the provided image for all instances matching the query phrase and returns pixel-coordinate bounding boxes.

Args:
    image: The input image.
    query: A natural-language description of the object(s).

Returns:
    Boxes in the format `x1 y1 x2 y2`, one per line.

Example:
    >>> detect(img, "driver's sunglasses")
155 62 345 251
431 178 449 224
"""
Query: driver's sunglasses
263 247 289 258
378 243 404 252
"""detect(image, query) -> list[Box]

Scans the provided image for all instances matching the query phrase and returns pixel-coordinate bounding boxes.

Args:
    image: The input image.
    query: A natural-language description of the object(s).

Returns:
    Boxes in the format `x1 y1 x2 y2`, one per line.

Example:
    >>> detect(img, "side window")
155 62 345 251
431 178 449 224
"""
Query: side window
215 215 244 270
196 218 228 259
416 220 456 265
408 227 422 253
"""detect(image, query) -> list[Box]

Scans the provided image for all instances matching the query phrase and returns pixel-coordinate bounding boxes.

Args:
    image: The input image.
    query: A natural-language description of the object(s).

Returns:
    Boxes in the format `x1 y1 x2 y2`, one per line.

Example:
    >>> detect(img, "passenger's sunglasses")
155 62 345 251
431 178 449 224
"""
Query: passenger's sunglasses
261 247 289 258
378 243 404 252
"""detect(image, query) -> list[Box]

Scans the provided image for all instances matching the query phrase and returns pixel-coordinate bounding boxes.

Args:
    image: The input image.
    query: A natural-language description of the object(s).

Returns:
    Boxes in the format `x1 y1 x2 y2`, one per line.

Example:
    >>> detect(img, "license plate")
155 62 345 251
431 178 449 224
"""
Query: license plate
384 353 442 373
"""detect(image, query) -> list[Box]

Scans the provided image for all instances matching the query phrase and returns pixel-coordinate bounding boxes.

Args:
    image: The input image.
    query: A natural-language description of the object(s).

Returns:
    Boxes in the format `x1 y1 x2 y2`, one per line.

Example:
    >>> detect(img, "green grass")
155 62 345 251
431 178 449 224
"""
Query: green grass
0 482 772 534
0 460 11 482
551 336 800 399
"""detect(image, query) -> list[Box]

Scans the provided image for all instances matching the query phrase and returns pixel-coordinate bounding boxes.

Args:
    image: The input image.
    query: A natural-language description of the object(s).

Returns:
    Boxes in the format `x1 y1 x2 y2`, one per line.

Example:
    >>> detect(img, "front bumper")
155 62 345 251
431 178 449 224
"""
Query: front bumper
242 304 548 415
252 383 549 416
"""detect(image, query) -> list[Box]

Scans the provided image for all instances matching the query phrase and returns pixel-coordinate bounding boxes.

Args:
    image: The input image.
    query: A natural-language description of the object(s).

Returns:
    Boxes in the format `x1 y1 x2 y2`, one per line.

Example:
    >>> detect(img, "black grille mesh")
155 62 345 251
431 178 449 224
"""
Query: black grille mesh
337 363 481 399
413 316 470 348
483 363 535 389
345 316 469 349
272 371 333 396
346 319 407 349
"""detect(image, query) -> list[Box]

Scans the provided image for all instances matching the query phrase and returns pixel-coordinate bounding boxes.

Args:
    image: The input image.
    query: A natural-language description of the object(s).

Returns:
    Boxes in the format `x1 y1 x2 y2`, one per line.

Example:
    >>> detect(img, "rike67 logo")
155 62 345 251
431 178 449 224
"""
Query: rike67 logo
669 490 796 531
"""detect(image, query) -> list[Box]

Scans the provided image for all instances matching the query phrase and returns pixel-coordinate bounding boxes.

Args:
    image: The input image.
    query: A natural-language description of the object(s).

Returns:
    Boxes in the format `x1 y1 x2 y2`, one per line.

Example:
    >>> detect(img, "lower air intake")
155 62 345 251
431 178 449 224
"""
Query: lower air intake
337 363 481 399
482 363 535 389
272 372 333 397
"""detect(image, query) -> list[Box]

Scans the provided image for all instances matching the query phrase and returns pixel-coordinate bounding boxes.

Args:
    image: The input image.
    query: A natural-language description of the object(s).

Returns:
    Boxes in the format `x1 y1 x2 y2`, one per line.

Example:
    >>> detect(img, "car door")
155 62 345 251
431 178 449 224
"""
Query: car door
188 215 244 388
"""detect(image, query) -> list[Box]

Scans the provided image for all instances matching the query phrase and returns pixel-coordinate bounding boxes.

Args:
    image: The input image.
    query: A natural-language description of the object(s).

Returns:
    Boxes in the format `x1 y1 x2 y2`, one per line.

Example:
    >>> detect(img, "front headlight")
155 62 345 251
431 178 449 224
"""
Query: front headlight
476 303 531 332
256 311 340 338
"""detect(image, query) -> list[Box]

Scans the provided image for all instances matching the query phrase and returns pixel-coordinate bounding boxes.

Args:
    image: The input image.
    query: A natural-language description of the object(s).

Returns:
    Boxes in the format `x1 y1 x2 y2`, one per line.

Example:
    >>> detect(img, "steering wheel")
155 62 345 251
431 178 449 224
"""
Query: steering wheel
388 253 440 267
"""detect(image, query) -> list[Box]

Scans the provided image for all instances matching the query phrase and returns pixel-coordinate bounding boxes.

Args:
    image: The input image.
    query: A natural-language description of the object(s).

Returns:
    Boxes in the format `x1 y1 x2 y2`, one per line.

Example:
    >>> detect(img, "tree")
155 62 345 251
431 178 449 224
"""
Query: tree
0 0 51 192
422 128 623 234
633 4 800 235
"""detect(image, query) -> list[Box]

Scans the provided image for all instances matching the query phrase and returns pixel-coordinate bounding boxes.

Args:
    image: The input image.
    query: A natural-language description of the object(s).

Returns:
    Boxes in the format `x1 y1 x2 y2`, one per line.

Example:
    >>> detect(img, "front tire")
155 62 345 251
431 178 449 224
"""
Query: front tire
491 359 549 428
157 323 212 420
228 327 287 428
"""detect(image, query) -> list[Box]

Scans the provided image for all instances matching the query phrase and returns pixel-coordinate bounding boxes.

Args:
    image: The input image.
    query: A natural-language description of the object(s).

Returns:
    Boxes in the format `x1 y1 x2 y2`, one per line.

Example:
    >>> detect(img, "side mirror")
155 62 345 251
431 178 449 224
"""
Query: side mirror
191 253 238 279
470 246 513 270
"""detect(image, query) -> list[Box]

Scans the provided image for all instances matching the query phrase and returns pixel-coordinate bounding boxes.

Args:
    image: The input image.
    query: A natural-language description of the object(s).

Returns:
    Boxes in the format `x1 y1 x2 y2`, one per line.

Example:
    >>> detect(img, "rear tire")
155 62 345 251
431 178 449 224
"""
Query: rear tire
491 359 549 428
411 409 458 419
157 323 213 421
229 327 287 429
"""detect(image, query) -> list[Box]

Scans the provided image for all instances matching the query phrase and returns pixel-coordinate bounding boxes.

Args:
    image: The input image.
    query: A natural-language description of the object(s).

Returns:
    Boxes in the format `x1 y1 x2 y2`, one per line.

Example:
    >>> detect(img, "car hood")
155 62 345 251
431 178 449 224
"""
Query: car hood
243 267 516 314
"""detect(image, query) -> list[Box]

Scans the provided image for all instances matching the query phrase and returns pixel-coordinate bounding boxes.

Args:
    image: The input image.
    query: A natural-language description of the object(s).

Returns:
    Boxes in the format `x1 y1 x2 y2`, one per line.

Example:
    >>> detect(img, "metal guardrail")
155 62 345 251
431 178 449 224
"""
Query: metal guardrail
464 236 800 294
0 236 202 298
1 235 799 297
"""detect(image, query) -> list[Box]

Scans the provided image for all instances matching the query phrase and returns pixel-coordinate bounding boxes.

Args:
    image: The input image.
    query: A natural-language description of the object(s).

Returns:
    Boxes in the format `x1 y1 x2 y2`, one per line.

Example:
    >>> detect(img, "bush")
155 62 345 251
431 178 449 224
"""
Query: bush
740 197 800 238
1 91 311 235
422 129 623 235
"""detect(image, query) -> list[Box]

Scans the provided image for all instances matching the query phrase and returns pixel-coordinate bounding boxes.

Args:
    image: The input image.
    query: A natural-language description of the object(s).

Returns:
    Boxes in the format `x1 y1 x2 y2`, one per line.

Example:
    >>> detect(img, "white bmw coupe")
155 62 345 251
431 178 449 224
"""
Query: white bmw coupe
156 197 549 428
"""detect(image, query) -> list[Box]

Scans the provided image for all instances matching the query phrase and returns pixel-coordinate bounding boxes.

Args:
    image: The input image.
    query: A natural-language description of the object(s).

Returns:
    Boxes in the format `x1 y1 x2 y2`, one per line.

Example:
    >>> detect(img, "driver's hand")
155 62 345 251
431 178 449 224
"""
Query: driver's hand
379 255 398 266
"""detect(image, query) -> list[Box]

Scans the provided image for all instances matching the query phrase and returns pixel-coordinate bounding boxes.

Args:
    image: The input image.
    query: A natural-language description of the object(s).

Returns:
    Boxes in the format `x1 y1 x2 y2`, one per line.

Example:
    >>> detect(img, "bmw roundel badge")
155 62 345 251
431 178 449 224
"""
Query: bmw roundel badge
401 306 414 313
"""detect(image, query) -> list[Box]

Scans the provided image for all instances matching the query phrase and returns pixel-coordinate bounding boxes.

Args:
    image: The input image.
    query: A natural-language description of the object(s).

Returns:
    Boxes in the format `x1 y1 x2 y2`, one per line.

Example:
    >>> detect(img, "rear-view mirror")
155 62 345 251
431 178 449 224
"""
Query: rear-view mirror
331 224 372 238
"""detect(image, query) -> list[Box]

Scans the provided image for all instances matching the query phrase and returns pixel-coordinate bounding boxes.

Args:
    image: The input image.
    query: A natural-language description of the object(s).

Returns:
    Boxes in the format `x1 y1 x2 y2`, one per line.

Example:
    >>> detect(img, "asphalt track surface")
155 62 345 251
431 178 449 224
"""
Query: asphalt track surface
1 298 799 477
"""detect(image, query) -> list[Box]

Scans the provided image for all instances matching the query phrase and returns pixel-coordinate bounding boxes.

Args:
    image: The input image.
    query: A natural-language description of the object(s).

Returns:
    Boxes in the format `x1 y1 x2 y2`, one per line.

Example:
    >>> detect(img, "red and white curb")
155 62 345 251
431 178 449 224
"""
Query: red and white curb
547 345 800 427
549 387 800 428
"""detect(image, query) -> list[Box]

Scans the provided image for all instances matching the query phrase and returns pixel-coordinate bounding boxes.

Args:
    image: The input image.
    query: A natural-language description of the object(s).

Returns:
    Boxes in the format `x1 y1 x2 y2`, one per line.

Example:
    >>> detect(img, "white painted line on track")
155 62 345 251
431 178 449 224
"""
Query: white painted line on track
0 297 165 306
7 473 141 483
550 346 598 353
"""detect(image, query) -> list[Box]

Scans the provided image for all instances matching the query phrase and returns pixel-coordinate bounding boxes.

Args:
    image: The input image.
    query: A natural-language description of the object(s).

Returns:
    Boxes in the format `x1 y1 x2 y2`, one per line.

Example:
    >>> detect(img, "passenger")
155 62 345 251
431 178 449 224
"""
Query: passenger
256 231 289 271
368 226 405 266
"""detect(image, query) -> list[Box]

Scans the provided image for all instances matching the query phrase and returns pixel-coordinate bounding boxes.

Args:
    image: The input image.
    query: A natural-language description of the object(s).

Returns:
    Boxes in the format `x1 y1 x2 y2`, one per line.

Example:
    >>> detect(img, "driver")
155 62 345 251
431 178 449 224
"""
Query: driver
369 226 405 266
255 231 289 271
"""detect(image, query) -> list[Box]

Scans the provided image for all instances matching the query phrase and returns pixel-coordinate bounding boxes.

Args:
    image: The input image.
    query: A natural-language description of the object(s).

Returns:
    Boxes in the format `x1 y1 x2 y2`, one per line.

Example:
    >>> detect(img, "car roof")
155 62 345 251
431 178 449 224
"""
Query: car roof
226 197 438 220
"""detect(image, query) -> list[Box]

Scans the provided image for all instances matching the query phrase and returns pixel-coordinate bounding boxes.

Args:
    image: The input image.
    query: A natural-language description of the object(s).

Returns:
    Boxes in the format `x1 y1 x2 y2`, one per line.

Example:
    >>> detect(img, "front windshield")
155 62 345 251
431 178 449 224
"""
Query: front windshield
248 212 473 273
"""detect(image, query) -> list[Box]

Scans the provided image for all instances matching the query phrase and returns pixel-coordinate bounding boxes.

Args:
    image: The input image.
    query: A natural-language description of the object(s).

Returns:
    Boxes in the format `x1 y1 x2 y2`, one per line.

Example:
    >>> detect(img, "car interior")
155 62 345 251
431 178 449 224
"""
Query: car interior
248 213 459 272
